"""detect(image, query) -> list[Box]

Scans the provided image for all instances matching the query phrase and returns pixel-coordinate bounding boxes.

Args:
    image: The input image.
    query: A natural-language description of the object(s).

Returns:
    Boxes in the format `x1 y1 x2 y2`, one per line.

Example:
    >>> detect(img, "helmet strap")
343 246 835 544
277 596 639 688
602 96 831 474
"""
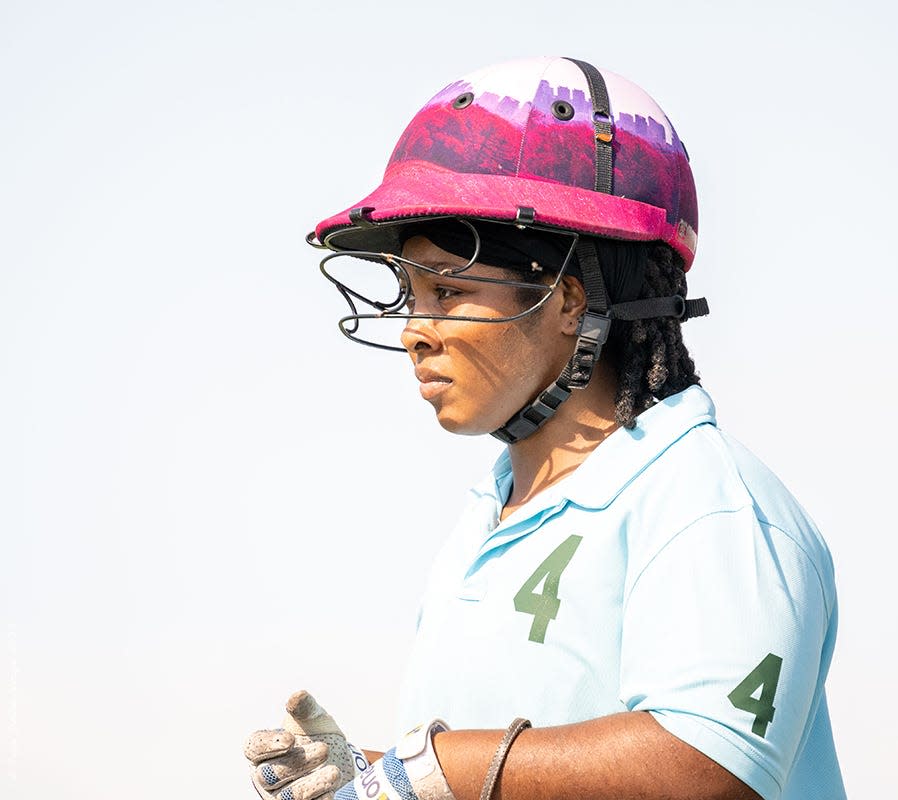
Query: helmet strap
565 58 614 195
490 241 710 445
490 241 611 444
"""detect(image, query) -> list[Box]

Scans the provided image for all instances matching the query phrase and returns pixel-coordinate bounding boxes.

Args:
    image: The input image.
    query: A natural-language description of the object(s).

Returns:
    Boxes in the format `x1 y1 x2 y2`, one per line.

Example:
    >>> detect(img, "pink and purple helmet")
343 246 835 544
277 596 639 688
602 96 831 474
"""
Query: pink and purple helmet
315 56 699 270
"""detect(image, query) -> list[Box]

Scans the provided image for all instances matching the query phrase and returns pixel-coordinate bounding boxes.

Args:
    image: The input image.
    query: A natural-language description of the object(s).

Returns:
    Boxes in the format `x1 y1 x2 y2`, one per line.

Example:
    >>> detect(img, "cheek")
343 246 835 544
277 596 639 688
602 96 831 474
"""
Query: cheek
434 320 570 434
497 327 546 383
504 313 571 374
455 323 554 397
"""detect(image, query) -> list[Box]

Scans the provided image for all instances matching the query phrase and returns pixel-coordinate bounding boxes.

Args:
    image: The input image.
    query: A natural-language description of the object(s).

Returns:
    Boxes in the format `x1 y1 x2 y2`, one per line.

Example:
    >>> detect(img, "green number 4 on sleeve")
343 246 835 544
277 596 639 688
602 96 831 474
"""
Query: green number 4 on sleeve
728 652 783 738
514 534 583 643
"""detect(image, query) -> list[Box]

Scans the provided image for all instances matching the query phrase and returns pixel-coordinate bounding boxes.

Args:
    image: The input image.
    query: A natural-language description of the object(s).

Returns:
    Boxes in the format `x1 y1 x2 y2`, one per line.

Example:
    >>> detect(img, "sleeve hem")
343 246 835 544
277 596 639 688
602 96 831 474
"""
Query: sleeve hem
649 709 783 800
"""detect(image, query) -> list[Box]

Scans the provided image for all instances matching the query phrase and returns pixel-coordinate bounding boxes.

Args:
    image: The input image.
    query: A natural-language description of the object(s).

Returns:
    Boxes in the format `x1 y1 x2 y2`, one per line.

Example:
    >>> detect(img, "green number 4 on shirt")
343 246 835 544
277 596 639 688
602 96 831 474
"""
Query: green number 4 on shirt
514 535 583 643
728 652 783 738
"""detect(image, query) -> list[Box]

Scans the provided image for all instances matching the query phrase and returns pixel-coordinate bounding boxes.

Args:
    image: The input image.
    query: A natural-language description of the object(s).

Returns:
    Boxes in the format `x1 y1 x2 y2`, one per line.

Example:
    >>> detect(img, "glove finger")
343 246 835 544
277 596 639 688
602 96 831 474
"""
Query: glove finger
284 691 343 738
285 691 326 723
253 741 329 791
275 764 341 800
244 729 297 765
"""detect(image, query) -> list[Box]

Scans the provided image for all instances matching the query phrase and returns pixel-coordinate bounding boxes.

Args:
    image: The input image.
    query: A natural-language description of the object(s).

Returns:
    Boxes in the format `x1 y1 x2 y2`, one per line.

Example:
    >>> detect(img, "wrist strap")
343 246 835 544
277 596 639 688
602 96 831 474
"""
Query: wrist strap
396 720 455 800
479 718 531 800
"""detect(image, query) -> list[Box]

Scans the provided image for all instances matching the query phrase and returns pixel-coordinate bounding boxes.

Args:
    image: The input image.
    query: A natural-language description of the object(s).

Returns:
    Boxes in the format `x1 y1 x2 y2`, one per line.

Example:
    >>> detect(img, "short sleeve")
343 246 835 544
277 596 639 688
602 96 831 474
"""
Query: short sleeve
619 507 833 800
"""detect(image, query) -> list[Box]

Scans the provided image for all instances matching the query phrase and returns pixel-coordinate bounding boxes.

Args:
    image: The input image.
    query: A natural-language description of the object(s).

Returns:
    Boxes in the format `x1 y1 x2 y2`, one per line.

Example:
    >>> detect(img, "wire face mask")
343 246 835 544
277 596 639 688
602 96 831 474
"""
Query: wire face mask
311 217 580 352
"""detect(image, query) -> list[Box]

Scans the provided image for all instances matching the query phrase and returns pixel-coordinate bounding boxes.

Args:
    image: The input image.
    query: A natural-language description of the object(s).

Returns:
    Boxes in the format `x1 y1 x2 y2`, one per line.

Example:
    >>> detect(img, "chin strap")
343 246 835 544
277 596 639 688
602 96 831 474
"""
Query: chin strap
490 241 709 445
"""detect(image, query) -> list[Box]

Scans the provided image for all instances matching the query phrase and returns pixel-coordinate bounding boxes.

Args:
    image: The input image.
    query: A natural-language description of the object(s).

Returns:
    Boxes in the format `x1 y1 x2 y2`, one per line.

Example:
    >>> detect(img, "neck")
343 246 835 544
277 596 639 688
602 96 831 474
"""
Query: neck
501 363 620 520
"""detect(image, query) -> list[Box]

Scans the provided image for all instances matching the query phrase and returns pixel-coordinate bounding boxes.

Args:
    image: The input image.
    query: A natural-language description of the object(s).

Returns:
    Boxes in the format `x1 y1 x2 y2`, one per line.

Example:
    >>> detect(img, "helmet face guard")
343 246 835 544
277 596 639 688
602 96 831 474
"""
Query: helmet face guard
312 216 579 352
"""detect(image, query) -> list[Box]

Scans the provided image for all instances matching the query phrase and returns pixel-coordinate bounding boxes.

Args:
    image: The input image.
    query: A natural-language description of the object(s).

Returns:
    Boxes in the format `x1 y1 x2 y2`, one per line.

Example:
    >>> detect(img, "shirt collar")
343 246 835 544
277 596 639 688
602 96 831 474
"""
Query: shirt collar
561 385 717 509
480 385 717 515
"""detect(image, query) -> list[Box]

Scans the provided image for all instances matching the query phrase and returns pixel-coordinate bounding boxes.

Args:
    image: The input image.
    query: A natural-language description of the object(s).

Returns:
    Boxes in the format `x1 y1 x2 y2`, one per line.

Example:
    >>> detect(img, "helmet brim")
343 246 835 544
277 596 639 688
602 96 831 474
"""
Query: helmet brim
315 160 696 269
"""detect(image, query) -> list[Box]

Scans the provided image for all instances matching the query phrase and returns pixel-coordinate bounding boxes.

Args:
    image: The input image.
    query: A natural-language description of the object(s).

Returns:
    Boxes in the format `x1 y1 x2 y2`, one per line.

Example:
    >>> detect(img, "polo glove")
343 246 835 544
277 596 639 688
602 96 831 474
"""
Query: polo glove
245 690 368 800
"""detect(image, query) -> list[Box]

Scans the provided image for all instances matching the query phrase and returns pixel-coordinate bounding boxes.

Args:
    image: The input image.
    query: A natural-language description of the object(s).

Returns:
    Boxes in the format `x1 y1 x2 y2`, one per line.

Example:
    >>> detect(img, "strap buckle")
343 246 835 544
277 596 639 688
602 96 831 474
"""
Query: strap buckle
569 311 611 388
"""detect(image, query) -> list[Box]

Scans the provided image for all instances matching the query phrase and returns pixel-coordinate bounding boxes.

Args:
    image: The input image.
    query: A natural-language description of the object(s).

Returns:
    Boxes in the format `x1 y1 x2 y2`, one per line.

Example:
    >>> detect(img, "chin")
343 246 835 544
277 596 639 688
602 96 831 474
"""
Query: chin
432 406 504 437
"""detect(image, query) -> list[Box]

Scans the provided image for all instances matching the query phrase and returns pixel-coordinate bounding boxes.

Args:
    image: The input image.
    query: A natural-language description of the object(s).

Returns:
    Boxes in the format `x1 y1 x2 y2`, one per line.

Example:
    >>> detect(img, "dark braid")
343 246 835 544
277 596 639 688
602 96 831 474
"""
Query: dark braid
605 243 701 429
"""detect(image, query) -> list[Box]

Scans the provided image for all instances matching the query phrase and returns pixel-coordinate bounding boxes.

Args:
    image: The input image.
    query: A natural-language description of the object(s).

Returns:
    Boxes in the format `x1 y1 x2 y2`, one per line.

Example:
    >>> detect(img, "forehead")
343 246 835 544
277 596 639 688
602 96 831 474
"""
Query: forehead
401 235 515 278
401 234 466 263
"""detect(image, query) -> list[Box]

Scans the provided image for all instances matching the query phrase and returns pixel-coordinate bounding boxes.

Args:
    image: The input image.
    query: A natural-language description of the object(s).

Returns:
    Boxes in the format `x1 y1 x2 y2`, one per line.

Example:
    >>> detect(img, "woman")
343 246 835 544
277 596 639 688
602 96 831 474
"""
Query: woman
244 56 844 800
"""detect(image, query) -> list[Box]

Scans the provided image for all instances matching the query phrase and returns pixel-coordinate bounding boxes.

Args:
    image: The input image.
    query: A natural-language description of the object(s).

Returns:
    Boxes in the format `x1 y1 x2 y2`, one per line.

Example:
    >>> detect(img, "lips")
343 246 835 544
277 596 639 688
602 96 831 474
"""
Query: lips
415 367 452 401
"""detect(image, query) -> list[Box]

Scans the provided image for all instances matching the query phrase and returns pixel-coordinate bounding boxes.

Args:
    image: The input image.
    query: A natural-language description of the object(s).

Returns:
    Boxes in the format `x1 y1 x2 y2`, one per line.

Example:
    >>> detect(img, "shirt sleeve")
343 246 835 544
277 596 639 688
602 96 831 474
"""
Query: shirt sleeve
619 507 834 800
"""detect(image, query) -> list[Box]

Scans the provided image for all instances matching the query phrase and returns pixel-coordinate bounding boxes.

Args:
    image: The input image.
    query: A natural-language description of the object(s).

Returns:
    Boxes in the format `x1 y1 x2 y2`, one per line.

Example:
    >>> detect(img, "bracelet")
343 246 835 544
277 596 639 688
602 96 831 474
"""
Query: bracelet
479 717 532 800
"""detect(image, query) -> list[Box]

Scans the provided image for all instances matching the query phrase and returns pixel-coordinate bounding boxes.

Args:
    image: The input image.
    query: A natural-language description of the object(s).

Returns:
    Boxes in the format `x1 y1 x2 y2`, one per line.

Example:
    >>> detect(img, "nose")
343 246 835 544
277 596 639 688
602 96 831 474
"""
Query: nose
400 314 441 356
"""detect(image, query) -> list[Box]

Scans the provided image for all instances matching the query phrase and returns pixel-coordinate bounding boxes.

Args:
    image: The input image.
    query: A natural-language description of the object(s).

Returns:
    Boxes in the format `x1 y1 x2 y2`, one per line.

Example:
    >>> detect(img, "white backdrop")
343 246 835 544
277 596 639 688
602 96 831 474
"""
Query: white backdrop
2 1 895 798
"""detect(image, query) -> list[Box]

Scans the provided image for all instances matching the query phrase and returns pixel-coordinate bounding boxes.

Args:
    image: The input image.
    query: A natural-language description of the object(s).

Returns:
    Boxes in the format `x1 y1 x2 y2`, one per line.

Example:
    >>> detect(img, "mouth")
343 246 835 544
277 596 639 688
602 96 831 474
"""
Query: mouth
415 368 452 401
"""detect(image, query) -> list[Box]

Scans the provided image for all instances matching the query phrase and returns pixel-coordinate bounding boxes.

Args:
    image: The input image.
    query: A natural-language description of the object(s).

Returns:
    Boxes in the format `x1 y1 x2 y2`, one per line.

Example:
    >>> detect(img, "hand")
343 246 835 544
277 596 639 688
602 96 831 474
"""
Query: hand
244 690 368 800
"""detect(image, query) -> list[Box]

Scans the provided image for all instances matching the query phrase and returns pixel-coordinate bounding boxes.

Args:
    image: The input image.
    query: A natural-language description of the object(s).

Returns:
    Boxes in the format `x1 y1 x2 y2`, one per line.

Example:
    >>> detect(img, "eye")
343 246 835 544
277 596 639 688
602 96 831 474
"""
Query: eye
435 286 462 303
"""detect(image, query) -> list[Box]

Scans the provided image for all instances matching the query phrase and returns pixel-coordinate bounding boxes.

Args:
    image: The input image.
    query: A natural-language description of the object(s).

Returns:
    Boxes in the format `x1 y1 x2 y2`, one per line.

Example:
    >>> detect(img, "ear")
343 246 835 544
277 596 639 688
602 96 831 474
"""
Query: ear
559 275 588 334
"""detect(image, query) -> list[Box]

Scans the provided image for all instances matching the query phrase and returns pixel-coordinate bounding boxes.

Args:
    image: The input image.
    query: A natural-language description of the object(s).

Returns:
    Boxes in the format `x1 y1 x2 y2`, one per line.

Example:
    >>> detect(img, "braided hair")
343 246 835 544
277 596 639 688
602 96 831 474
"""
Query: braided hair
605 243 701 429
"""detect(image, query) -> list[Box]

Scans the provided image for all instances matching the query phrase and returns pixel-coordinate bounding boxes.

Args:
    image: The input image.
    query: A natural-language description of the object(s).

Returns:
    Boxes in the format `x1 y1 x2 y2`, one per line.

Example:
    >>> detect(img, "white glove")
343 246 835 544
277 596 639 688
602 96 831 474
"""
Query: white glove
244 690 368 800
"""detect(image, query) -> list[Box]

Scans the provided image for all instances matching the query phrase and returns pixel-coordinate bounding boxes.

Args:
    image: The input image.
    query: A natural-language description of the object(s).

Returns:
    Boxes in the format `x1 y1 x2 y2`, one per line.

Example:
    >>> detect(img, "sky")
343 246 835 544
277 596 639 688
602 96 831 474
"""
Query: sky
1 1 896 798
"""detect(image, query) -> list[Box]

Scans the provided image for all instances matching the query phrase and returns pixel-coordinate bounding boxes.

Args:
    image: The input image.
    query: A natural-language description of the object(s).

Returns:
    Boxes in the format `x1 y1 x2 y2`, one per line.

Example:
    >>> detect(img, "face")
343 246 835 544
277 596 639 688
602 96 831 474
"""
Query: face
398 236 581 435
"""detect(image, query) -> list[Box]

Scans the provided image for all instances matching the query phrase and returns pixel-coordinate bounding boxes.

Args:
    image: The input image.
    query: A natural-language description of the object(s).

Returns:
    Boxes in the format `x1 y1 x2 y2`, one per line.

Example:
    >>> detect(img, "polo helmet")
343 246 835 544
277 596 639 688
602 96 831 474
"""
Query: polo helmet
315 56 698 268
312 57 707 443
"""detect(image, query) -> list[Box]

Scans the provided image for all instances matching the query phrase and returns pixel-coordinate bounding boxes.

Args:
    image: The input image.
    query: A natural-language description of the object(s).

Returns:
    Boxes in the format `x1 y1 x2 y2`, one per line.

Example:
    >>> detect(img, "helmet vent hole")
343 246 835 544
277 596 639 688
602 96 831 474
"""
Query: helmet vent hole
452 92 474 109
552 100 574 121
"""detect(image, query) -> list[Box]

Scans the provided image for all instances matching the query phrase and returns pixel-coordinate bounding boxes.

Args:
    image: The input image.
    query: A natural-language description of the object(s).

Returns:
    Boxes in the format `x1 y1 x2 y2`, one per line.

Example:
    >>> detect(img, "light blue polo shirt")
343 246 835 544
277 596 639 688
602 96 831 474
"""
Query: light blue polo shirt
397 386 844 800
